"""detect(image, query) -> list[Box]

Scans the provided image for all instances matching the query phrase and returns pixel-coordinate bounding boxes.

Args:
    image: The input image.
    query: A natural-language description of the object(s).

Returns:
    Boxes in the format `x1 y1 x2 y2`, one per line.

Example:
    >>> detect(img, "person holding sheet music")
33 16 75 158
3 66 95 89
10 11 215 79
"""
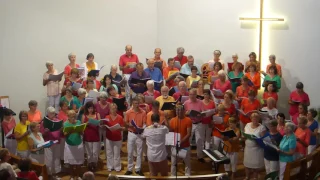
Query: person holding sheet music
149 48 168 71
15 111 31 158
244 62 261 92
40 107 62 177
212 70 231 99
43 61 61 113
239 90 261 130
106 86 127 118
212 104 230 148
119 45 139 74
129 63 151 94
243 113 266 180
85 79 98 95
144 59 163 91
95 92 110 151
83 70 101 90
60 88 78 109
156 86 176 119
264 55 282 77
109 65 123 92
163 58 179 88
307 108 318 156
292 104 308 125
221 91 236 117
227 53 244 73
136 94 150 113
235 76 252 103
143 80 161 111
73 88 86 113
260 98 278 126
171 75 184 95
124 97 146 176
172 81 189 101
262 83 278 107
294 116 311 159
64 52 80 80
100 74 119 94
186 66 201 89
262 65 281 91
202 89 215 149
208 50 225 71
82 53 99 79
174 47 188 68
276 113 286 136
28 122 45 164
228 62 244 93
103 103 125 172
244 52 260 73
62 68 82 96
288 82 310 120
180 55 201 75
27 100 42 123
63 110 84 180
207 62 223 89
1 108 17 155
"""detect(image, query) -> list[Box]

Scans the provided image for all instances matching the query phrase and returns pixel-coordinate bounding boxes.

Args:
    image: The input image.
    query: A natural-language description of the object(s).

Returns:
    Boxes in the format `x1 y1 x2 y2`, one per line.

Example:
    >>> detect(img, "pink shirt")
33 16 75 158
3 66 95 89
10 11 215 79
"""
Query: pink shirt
202 100 215 124
1 118 16 135
173 92 189 101
184 99 205 123
143 90 161 110
119 54 139 74
213 79 232 99
40 117 61 142
289 90 310 116
43 70 61 96
64 64 80 78
57 111 68 122
295 127 311 155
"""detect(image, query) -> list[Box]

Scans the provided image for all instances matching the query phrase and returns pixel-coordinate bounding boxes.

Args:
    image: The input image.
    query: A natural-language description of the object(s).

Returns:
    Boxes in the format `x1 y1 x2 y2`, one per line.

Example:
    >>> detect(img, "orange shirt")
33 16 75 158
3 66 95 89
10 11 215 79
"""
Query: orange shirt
163 67 179 88
245 72 261 91
28 110 42 123
245 60 260 72
295 127 311 155
266 64 282 77
146 111 165 126
223 127 240 153
169 116 192 148
236 86 252 98
240 98 261 124
125 108 146 133
212 114 230 138
150 58 168 68
262 92 278 106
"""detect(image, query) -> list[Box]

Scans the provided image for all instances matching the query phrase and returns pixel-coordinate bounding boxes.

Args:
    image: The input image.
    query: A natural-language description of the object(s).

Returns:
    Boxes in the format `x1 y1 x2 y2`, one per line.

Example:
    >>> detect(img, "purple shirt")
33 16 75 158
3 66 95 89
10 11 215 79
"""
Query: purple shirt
184 99 205 123
40 117 61 142
129 71 151 94
95 101 110 118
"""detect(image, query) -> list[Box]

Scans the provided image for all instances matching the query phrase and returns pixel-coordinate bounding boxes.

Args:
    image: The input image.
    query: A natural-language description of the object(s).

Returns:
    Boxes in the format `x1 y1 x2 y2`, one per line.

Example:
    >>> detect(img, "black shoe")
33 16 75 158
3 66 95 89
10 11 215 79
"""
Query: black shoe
135 170 144 176
124 171 132 175
198 158 205 163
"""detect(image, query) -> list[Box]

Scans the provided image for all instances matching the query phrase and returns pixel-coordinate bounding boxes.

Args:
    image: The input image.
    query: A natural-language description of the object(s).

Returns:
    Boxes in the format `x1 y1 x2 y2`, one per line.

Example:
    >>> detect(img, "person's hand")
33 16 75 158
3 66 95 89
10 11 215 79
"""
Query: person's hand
24 131 30 136
185 111 190 116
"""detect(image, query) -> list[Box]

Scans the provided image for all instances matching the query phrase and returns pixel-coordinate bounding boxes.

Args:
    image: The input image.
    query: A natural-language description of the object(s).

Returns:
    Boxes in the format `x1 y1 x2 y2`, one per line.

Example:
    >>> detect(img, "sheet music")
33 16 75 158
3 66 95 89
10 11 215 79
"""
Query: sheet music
48 72 64 81
171 147 187 159
83 97 94 105
72 82 82 91
211 89 223 97
165 132 180 146
105 123 121 131
213 116 223 124
88 90 100 103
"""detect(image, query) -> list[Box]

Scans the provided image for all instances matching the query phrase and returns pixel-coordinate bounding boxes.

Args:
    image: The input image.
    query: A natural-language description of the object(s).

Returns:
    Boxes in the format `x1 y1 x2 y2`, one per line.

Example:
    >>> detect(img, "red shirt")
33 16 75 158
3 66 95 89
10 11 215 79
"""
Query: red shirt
262 92 278 106
64 64 80 79
295 127 311 155
83 114 100 142
173 91 189 101
57 111 68 122
17 171 39 180
223 103 236 116
1 118 16 135
82 80 101 90
105 114 124 141
240 98 261 124
289 90 310 116
202 100 215 124
143 90 161 110
213 79 232 99
119 54 139 74
174 55 188 68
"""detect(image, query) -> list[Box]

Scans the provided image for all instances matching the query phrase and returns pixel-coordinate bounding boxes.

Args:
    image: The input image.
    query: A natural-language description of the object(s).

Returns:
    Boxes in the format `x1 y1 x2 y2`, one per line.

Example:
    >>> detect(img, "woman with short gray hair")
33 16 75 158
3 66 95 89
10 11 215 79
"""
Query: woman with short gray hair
64 52 80 80
174 47 188 68
43 61 61 113
208 50 225 71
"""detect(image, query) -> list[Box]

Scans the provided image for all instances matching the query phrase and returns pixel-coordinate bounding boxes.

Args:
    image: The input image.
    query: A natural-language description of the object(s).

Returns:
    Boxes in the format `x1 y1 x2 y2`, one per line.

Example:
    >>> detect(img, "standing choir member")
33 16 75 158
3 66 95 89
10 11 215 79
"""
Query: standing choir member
129 63 151 94
57 102 69 121
212 104 230 148
262 65 281 91
180 55 201 75
265 54 282 77
62 68 82 96
85 79 98 94
202 89 215 149
143 114 169 176
40 107 61 176
28 122 45 164
245 62 260 92
163 58 179 88
277 113 286 136
197 80 205 96
170 104 192 176
186 66 201 88
124 97 146 176
172 81 189 101
245 52 260 72
143 80 161 111
63 110 84 180
239 90 261 131
43 61 61 113
1 109 17 155
212 70 231 99
227 53 244 72
82 102 101 171
260 98 278 126
228 62 244 93
292 104 308 125
82 53 99 79
100 74 119 94
294 116 311 159
262 83 278 107
27 100 42 123
221 92 236 117
184 89 205 162
208 62 223 89
235 76 252 102
15 111 31 158
307 108 318 155
104 103 125 172
144 59 163 91
95 92 110 151
106 86 126 117
83 70 101 90
288 82 310 120
146 101 166 126
60 88 78 108
174 47 188 68
109 65 123 93
64 52 80 80
208 50 224 70
149 48 167 71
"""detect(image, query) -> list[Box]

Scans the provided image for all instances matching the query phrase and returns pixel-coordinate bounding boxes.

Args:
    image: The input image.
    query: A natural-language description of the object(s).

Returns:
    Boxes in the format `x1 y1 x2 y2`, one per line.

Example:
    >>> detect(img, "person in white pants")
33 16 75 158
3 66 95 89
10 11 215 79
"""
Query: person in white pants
202 89 215 150
124 97 146 176
43 61 61 113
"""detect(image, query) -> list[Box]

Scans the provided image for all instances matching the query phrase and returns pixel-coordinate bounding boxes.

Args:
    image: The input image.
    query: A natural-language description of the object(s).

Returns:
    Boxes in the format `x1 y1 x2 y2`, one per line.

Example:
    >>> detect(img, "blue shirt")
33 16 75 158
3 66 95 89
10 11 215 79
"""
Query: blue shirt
144 67 163 91
129 71 151 94
264 132 283 161
279 134 297 162
308 120 318 145
180 64 201 75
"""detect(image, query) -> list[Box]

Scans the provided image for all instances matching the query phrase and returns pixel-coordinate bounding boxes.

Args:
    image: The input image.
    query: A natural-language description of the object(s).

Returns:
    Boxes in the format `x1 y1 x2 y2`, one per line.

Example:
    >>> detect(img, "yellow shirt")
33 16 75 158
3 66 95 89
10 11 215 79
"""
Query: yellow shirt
186 75 201 88
155 96 176 118
86 62 96 72
14 121 30 151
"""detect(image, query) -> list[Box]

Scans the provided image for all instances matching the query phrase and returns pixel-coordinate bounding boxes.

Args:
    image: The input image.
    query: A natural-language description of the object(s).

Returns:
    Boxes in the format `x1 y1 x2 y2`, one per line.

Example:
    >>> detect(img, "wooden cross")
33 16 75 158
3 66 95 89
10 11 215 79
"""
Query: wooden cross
239 0 284 66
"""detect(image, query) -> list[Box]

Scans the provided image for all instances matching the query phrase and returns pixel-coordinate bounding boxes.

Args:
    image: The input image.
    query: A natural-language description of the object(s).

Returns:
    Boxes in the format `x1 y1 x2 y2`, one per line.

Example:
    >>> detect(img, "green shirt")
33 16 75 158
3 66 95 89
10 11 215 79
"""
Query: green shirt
279 134 296 162
99 84 118 94
64 120 82 146
228 71 244 93
60 96 79 109
263 75 281 91
72 97 82 109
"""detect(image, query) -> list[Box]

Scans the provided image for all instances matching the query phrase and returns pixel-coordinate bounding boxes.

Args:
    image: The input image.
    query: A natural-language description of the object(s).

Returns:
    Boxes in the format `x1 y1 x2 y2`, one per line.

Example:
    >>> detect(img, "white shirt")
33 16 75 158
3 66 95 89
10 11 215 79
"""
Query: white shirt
142 124 169 162
0 162 17 179
261 107 278 126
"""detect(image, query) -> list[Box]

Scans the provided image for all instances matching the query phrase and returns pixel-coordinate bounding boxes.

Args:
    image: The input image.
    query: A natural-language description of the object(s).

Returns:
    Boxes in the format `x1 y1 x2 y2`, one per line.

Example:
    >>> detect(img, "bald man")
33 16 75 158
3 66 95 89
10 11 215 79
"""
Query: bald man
149 48 167 71
119 45 139 75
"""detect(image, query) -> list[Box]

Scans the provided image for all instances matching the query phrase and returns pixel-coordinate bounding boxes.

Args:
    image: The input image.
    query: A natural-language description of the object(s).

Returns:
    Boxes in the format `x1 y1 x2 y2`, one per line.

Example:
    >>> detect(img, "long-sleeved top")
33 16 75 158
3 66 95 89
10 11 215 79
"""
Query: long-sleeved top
128 71 151 94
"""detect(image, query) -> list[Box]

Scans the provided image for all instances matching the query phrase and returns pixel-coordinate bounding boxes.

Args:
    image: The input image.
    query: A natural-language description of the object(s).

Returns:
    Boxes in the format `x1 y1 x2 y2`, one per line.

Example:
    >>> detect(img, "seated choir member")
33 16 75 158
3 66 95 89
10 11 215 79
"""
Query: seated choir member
243 113 266 180
169 103 192 176
62 68 82 96
40 107 62 176
144 59 163 91
124 97 146 176
142 114 169 176
163 58 179 88
0 148 17 179
264 54 282 77
197 80 205 96
82 53 99 79
277 113 286 136
307 108 318 155
95 92 110 151
60 88 78 108
278 122 297 180
288 82 310 120
221 91 236 117
1 108 17 155
239 90 261 131
227 53 244 72
184 88 205 162
85 79 98 94
202 89 215 149
222 117 240 179
186 66 201 88
212 104 230 148
82 70 101 90
28 122 45 164
17 158 40 180
103 103 125 172
109 65 123 93
64 52 80 80
100 74 119 93
294 116 311 159
228 62 244 93
82 101 101 171
174 47 188 68
235 76 252 103
262 83 278 107
260 97 278 126
172 81 189 101
208 50 225 70
106 86 126 117
263 120 282 175
136 94 150 113
180 55 201 75
208 62 223 89
149 48 167 70
64 110 84 180
43 61 61 113
15 111 31 158
262 65 281 91
292 104 307 125
143 80 161 111
244 52 260 72
27 100 42 123
172 75 185 94
244 62 260 92
212 70 231 99
129 63 151 94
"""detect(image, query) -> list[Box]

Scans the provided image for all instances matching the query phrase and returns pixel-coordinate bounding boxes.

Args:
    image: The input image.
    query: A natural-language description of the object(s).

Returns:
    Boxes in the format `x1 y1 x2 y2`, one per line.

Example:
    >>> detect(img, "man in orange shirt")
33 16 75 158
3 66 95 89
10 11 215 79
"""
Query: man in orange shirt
169 104 192 176
146 101 168 126
163 58 180 89
124 97 146 176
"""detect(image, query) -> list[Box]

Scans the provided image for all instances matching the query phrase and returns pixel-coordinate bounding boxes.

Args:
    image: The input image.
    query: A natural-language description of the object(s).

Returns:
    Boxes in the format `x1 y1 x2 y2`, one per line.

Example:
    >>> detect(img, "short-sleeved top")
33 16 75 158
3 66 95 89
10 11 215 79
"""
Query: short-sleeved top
169 117 192 148
228 71 244 93
223 103 236 116
180 64 201 75
174 55 188 68
72 97 83 109
0 162 17 179
223 127 240 153
264 132 283 161
260 107 278 126
213 79 232 99
143 90 161 110
308 120 318 145
64 120 82 146
82 79 101 90
262 92 278 105
279 134 297 162
107 95 126 118
43 70 61 96
2 118 16 135
83 114 100 142
295 127 311 155
212 114 230 138
240 99 261 124
202 100 215 124
17 171 39 180
163 68 179 88
64 64 80 78
104 114 124 141
82 62 99 78
263 75 281 91
57 111 68 122
15 121 31 151
155 96 176 118
245 72 261 91
125 108 146 133
289 90 310 116
146 111 165 126
40 117 61 142
277 125 285 136
60 96 78 109
186 75 201 88
28 110 42 123
29 132 45 155
95 102 110 119
119 54 139 74
236 86 252 99
266 64 282 77
173 92 189 101
184 99 205 123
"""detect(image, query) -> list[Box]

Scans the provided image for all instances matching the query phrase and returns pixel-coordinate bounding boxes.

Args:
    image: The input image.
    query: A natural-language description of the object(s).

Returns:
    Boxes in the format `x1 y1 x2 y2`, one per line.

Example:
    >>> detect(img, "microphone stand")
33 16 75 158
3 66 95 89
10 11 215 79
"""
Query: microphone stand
175 112 183 180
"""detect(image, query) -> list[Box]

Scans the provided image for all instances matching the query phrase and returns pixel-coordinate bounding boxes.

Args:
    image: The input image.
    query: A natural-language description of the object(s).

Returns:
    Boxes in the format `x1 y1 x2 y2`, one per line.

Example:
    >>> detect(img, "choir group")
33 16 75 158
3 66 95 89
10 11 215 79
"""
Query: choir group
0 45 318 180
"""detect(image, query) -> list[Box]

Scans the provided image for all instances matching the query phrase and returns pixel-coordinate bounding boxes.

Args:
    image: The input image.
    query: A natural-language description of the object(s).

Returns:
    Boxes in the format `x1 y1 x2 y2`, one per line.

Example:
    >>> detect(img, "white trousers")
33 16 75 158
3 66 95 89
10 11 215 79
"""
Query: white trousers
105 139 122 171
4 138 17 155
48 94 60 113
143 139 147 157
60 138 65 160
127 132 143 172
45 144 61 175
124 74 131 107
264 158 279 174
189 123 205 159
224 152 238 172
30 153 45 164
171 147 191 176
84 142 101 163
212 136 222 149
308 145 316 167
203 124 212 149
16 150 30 158
279 161 286 180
